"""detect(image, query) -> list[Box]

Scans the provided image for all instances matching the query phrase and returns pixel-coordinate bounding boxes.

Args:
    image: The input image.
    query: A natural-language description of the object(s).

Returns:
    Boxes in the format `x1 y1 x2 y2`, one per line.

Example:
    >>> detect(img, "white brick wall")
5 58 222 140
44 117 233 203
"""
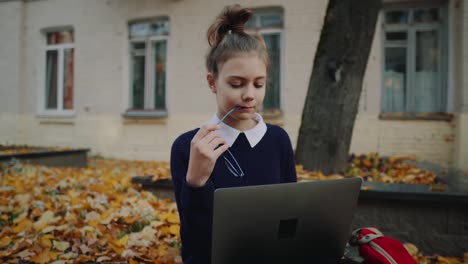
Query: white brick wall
0 0 465 168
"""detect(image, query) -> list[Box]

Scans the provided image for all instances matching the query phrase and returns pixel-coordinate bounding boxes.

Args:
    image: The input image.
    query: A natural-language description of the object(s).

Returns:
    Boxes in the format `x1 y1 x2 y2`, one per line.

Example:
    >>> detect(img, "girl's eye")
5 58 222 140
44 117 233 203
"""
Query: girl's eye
230 83 242 88
255 84 265 88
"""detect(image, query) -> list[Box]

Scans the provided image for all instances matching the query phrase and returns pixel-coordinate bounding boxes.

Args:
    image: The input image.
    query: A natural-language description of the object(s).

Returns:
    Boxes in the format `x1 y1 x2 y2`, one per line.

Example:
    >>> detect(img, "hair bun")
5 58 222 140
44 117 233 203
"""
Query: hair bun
207 4 253 47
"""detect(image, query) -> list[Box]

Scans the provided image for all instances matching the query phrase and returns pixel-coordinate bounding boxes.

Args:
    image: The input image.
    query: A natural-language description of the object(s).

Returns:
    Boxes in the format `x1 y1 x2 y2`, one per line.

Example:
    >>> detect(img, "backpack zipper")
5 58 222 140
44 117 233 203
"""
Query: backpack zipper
369 241 398 264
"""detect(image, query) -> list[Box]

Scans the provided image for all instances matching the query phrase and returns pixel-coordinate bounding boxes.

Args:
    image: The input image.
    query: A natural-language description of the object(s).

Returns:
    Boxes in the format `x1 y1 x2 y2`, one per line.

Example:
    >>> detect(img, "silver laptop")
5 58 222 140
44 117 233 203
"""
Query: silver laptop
211 177 362 264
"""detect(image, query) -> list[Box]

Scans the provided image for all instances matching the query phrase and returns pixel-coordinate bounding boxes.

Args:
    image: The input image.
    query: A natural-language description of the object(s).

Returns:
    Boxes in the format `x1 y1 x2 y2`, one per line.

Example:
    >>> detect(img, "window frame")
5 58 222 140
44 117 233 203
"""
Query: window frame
246 8 284 117
380 4 450 119
38 28 75 117
126 19 169 118
259 28 284 113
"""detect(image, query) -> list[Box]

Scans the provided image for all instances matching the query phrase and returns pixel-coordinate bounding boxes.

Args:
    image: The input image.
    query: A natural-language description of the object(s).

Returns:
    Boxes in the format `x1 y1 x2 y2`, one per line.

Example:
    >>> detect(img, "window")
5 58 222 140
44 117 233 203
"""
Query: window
246 8 283 115
127 18 169 116
381 5 448 115
43 29 74 114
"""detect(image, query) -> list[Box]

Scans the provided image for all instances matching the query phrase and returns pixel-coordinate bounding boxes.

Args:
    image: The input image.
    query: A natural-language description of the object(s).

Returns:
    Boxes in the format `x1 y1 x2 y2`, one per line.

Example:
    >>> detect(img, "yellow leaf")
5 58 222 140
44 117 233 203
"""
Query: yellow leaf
109 243 124 254
123 215 139 224
129 258 138 264
13 219 33 233
167 213 180 224
41 225 59 234
121 176 131 187
436 256 451 264
169 224 180 239
99 210 116 224
77 254 94 262
53 241 70 252
13 211 28 224
45 201 53 210
39 234 54 249
118 235 129 247
31 249 57 264
70 196 80 206
158 244 168 257
159 226 170 236
33 211 60 231
0 236 12 248
88 221 99 227
58 252 77 260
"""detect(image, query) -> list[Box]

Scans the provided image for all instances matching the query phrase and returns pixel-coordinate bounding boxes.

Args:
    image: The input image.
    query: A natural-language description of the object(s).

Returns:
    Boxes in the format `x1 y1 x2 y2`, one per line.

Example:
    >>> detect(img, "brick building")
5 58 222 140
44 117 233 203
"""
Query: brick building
0 0 467 170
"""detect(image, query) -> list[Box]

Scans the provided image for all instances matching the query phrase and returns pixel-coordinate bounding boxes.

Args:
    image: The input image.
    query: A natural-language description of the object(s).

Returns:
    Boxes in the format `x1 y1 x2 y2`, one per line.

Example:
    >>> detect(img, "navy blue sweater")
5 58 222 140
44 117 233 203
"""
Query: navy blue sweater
170 124 297 264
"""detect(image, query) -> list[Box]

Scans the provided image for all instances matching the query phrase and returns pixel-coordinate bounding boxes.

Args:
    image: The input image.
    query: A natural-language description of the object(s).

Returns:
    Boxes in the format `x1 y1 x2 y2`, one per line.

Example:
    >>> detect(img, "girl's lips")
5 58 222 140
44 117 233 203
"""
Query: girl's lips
239 107 254 112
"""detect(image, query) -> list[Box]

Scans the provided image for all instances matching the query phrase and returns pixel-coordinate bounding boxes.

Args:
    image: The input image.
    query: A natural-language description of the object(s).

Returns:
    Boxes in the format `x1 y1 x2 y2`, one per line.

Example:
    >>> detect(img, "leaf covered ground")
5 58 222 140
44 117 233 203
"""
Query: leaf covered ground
1 158 180 264
0 157 466 263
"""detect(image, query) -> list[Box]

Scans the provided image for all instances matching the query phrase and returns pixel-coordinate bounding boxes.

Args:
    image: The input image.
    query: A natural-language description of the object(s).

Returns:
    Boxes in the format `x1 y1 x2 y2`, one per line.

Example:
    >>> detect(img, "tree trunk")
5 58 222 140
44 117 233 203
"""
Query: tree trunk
295 0 382 174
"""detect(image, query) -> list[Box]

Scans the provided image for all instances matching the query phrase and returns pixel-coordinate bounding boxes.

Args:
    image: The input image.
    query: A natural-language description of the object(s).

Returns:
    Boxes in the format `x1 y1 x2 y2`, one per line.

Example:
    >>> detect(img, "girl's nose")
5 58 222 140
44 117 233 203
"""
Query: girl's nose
242 86 255 101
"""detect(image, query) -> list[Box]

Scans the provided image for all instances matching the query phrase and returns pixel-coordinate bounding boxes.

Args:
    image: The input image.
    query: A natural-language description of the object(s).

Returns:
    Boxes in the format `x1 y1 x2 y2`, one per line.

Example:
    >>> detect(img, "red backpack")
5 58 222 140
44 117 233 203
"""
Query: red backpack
350 227 417 264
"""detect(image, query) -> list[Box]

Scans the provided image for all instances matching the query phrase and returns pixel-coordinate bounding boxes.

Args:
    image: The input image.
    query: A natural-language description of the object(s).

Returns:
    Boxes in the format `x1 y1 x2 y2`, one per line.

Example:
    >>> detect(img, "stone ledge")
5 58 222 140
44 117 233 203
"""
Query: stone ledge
132 177 468 255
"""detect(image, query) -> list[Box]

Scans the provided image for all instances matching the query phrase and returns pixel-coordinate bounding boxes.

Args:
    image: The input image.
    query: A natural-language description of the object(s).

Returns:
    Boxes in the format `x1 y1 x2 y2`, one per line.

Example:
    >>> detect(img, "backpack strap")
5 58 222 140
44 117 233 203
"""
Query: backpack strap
351 227 384 244
350 227 398 264
365 227 383 236
357 233 383 244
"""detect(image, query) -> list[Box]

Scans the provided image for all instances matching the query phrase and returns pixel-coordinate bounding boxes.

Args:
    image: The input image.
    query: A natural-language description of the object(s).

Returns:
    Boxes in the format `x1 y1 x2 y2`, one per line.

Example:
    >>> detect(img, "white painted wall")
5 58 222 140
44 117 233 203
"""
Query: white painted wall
454 0 468 170
0 0 465 168
0 1 23 143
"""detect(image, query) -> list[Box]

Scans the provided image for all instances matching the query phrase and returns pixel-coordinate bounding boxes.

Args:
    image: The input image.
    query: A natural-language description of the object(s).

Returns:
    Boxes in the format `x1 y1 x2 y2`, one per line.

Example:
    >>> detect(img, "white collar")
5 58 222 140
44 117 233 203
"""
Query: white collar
201 113 267 148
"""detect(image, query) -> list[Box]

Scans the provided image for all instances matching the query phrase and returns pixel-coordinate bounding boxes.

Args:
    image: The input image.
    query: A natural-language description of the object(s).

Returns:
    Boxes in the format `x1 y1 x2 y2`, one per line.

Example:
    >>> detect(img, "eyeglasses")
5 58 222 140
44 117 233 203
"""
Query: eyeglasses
218 106 245 178
223 149 245 178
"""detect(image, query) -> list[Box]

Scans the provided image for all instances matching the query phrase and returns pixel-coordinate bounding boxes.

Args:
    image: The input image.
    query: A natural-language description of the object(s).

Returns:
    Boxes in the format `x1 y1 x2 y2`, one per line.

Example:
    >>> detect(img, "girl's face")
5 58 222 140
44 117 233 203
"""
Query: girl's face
208 52 267 130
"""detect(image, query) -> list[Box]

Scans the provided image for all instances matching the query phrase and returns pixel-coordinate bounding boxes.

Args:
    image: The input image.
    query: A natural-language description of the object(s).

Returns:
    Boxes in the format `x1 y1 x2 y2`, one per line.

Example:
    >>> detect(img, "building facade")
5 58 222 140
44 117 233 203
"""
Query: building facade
0 0 467 170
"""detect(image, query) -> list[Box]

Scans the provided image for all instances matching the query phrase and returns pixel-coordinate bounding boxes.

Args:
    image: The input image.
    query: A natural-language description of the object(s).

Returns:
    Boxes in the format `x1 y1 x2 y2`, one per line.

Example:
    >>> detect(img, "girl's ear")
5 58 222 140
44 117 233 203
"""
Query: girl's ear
207 73 217 94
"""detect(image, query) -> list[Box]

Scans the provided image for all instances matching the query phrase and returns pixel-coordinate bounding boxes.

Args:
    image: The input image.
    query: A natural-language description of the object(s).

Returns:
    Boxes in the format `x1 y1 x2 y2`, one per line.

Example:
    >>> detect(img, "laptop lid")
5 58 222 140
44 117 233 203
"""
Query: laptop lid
211 177 362 264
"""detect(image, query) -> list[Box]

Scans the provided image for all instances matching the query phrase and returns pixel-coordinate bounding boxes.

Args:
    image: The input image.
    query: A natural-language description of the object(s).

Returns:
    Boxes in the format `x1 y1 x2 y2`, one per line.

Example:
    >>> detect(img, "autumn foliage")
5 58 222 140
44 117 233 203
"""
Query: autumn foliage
0 158 180 264
0 156 466 263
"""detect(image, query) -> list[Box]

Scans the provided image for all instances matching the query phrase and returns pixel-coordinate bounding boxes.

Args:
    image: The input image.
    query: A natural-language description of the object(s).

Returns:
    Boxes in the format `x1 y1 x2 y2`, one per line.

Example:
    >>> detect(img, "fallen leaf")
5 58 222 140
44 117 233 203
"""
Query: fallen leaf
96 256 112 262
79 244 91 254
33 211 61 230
39 234 54 248
16 248 35 258
0 236 12 248
122 249 142 258
30 249 58 264
50 261 66 264
128 226 156 247
118 234 129 247
53 240 70 251
169 224 180 239
58 252 77 260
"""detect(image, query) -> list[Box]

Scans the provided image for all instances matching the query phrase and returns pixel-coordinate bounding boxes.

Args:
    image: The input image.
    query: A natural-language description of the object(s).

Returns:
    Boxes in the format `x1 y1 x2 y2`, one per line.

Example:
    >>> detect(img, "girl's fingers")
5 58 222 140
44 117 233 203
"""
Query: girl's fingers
190 124 228 161
208 137 227 150
192 124 219 142
202 131 221 145
213 143 229 157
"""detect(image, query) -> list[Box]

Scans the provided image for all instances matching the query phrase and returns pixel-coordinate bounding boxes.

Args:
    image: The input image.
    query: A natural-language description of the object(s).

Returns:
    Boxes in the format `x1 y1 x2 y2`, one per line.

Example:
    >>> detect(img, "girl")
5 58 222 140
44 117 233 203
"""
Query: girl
170 4 297 264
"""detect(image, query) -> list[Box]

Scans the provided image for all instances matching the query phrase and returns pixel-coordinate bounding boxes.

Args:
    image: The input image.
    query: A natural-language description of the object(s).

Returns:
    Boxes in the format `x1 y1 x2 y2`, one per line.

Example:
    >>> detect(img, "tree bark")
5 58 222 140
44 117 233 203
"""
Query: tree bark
295 0 382 174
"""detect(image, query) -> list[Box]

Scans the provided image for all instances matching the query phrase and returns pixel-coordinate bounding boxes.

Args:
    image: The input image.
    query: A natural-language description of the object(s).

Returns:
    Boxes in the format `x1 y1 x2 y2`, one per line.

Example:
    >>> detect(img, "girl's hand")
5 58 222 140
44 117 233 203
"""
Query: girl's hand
186 124 229 187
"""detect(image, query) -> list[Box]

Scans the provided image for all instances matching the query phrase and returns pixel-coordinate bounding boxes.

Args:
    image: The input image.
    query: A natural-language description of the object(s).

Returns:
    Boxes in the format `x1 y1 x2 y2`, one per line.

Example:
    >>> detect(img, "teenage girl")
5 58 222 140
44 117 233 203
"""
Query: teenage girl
170 4 297 264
